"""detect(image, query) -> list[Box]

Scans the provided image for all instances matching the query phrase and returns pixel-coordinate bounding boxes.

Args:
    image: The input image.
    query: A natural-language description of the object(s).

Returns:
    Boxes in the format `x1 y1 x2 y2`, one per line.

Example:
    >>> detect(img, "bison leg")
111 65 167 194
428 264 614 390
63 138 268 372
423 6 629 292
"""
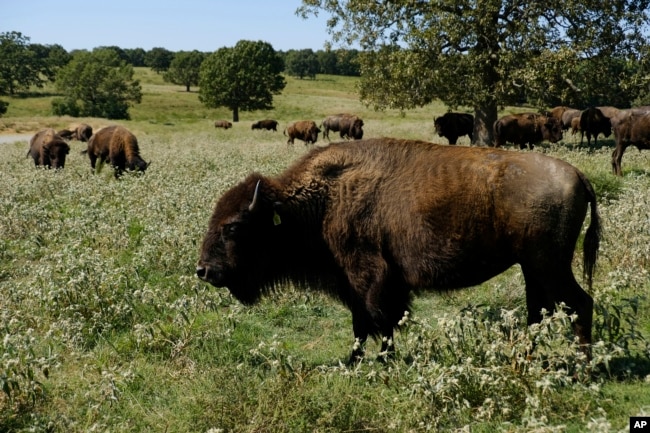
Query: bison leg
447 135 459 145
611 144 627 176
521 264 593 355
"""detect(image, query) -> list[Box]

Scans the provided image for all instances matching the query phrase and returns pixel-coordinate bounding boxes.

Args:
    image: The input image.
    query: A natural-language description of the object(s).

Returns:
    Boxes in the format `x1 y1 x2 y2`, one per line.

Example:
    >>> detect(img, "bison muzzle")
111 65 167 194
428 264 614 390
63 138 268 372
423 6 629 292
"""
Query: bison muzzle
197 138 600 363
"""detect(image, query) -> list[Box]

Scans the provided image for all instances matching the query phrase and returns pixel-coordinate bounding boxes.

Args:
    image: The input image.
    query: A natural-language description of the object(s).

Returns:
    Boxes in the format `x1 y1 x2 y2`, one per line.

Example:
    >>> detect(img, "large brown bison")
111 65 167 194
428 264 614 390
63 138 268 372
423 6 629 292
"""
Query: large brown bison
85 125 148 178
321 114 364 140
27 129 70 169
433 112 474 145
493 113 563 149
548 106 581 131
579 107 611 147
251 119 279 131
214 120 233 129
611 111 650 176
58 124 93 142
284 120 321 145
197 138 600 363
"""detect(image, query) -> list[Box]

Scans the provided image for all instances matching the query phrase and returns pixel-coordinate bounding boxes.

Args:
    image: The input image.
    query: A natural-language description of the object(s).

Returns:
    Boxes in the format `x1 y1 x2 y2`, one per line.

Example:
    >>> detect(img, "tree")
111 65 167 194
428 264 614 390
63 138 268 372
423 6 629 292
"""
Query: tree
199 40 286 122
0 31 47 95
163 50 205 91
29 43 71 82
124 48 147 67
146 47 174 73
285 49 320 79
53 49 142 119
298 1 650 145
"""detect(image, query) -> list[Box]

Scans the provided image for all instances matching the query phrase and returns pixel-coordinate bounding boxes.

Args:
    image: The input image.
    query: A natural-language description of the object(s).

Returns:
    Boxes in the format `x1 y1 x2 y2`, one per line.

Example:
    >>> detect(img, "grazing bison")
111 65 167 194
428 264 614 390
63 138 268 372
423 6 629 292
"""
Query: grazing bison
433 112 474 145
321 114 364 140
85 125 148 178
58 124 93 142
214 120 233 129
611 111 650 176
547 106 581 131
197 138 600 363
579 107 611 147
27 128 70 169
251 119 279 131
284 120 321 145
571 117 581 136
493 113 563 149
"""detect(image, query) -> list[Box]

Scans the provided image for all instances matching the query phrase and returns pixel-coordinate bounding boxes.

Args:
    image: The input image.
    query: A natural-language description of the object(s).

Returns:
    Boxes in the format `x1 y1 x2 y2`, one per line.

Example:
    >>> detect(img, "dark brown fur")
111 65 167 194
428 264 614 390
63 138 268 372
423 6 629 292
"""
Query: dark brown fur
434 112 474 145
27 128 70 169
579 107 611 147
611 111 650 175
321 114 364 140
251 119 279 131
493 113 563 149
214 120 233 129
57 124 93 142
197 138 600 363
546 106 580 130
284 120 321 145
85 125 148 178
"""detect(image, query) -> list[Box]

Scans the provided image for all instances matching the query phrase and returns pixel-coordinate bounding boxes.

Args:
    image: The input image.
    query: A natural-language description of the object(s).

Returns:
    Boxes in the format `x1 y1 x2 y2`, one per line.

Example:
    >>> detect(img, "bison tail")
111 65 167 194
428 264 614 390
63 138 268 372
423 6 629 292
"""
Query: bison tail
580 172 601 291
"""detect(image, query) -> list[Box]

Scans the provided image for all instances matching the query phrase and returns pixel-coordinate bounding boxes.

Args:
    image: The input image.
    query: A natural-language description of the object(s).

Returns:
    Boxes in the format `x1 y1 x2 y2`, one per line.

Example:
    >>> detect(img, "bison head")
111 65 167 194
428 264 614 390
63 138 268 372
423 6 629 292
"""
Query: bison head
44 140 70 169
543 117 563 143
197 175 282 304
433 117 446 136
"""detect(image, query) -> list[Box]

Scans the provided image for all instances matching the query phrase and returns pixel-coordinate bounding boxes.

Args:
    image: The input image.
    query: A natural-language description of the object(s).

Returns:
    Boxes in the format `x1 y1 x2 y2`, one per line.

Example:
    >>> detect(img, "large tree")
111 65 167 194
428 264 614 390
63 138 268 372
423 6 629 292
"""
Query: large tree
53 49 142 120
0 31 47 95
163 50 205 91
298 1 650 145
285 49 320 79
199 40 285 122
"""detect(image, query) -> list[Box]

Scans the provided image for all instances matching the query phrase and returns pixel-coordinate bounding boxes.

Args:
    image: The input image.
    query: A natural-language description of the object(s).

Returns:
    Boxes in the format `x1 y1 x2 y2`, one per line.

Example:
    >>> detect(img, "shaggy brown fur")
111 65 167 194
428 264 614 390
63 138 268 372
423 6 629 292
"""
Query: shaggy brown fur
611 110 650 176
321 114 364 140
57 124 93 142
579 107 611 147
27 128 70 169
197 138 600 363
493 113 563 149
85 125 148 178
283 120 321 145
251 119 279 131
434 112 474 145
214 120 232 129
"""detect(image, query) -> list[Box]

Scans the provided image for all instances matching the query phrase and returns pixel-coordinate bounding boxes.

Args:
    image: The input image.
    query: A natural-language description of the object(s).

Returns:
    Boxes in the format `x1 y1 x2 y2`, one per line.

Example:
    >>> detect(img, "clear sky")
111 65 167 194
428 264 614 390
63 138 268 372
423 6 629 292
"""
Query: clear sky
1 0 336 52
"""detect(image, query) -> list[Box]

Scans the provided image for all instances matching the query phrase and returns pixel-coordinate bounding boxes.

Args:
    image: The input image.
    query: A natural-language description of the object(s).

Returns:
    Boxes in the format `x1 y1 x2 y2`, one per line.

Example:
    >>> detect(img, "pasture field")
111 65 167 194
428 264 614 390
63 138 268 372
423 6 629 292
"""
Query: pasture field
1 71 650 432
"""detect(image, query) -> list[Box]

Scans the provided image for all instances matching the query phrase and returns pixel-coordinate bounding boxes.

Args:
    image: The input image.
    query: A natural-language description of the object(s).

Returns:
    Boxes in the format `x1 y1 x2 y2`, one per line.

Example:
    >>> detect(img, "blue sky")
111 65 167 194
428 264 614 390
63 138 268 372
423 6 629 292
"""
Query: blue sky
2 0 335 52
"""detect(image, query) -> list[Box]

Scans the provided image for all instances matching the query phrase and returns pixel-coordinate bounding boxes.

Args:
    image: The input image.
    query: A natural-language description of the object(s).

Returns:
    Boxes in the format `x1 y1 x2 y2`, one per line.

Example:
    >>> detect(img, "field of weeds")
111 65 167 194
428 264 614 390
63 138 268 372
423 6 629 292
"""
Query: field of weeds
1 73 650 432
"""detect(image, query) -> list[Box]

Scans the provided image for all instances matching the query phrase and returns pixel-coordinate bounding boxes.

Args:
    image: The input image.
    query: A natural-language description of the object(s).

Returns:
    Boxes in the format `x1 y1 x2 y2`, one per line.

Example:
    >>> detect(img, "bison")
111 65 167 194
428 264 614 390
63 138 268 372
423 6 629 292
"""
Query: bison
85 125 148 178
27 128 70 169
58 124 93 142
493 113 563 149
196 138 600 363
284 120 321 145
547 106 581 131
214 120 233 129
251 119 279 131
579 107 611 147
433 112 474 145
611 111 650 176
321 114 364 140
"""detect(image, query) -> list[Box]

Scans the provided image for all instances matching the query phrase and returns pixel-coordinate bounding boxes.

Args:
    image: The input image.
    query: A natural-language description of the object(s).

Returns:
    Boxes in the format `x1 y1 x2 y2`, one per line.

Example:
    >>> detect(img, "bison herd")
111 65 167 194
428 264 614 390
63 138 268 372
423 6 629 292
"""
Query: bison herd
435 105 650 175
27 124 149 178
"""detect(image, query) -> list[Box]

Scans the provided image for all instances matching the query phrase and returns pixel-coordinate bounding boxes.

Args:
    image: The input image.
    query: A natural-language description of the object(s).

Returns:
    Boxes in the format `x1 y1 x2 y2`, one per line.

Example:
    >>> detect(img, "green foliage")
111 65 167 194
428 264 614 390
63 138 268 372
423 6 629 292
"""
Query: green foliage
199 40 286 121
285 49 320 79
163 50 205 91
0 31 50 95
298 0 650 144
145 47 174 73
53 49 142 119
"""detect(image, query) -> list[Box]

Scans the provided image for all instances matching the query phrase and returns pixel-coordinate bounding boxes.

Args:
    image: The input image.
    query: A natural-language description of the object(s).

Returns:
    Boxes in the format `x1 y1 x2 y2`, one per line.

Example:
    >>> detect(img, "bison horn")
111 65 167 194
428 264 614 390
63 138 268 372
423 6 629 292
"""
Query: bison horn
249 179 261 211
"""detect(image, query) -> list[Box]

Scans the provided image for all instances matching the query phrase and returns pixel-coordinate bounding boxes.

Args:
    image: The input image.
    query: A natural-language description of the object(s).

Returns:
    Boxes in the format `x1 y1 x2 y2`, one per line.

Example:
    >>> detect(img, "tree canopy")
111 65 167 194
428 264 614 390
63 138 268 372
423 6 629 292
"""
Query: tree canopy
285 49 320 79
298 0 650 145
163 50 206 91
0 31 59 95
199 40 286 122
53 49 142 120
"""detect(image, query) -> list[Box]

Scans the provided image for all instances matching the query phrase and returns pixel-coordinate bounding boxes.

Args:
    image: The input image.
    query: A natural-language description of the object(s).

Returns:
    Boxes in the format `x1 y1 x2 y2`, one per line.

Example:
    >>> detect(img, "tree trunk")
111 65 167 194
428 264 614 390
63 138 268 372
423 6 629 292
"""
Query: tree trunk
232 106 239 122
473 101 497 146
186 84 191 92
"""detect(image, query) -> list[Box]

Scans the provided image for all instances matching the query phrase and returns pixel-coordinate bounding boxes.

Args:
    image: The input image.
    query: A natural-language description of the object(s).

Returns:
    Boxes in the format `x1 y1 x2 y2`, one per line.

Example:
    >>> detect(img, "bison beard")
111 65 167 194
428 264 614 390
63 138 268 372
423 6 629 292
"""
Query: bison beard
196 138 600 364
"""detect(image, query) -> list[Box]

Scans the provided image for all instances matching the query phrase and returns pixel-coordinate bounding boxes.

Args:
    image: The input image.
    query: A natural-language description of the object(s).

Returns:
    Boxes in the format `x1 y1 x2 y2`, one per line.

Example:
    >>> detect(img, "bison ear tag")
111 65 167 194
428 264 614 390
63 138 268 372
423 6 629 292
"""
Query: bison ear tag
273 210 282 226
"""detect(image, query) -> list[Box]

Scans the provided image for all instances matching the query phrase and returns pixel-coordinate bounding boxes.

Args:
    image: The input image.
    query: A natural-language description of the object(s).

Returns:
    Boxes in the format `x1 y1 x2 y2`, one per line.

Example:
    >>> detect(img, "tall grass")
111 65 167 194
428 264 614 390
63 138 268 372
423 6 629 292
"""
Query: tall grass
1 71 649 432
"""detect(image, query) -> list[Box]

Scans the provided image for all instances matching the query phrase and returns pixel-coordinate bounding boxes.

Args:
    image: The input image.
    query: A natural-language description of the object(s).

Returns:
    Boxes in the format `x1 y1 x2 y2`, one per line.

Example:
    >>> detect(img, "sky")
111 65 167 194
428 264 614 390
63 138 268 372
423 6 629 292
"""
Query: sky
2 0 337 52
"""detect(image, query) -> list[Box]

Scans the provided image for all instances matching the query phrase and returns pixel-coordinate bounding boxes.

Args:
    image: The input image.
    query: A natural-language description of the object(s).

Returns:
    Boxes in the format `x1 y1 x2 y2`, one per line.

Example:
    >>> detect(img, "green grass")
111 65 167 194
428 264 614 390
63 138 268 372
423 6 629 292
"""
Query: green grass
1 70 650 432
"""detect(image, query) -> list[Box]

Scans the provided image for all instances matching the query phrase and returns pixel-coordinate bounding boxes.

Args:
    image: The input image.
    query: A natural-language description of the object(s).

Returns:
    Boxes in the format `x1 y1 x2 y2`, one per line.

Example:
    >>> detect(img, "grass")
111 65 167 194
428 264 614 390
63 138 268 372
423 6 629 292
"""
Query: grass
1 70 650 432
